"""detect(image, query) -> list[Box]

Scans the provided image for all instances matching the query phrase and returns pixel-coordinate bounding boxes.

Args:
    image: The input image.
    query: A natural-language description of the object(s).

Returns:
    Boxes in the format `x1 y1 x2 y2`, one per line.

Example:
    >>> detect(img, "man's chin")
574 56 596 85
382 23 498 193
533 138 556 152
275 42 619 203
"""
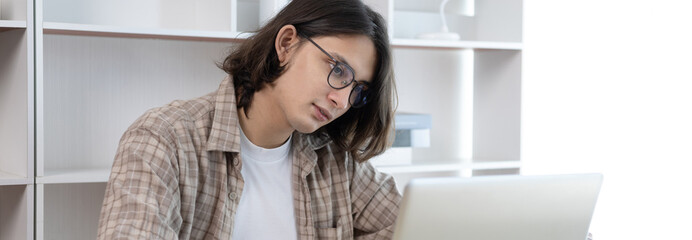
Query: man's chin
292 123 320 134
295 128 318 134
294 122 329 134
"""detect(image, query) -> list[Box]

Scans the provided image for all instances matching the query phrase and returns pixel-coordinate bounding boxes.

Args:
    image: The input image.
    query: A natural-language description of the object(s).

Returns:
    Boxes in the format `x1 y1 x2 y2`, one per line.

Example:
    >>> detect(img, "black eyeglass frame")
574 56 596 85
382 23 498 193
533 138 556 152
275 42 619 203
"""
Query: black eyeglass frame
299 33 370 108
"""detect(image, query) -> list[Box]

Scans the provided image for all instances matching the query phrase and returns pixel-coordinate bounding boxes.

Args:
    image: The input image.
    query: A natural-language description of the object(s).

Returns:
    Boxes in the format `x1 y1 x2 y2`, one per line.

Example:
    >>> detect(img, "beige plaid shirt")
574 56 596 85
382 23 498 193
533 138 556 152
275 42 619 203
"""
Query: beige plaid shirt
97 76 401 240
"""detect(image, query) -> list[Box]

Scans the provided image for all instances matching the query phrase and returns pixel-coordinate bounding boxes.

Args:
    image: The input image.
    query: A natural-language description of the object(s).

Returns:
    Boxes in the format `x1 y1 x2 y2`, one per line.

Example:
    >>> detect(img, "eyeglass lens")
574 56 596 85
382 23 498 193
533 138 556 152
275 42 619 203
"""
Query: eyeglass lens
349 83 368 108
327 62 354 89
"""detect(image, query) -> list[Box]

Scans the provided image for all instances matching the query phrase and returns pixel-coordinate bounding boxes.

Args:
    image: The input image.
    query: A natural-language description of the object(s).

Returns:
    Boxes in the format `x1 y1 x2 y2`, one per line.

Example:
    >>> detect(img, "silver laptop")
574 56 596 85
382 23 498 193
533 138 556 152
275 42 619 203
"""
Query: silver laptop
392 173 603 240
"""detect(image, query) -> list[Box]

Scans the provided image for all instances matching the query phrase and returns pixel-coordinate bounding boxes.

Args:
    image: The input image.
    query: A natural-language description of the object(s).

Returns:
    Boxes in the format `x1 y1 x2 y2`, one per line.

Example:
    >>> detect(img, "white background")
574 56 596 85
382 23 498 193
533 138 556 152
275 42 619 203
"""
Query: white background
523 0 692 239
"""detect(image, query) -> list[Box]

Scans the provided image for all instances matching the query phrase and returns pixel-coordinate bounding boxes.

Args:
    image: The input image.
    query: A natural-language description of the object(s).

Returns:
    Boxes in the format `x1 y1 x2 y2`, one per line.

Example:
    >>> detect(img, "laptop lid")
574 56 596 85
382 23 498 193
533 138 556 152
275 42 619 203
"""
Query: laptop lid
392 173 603 240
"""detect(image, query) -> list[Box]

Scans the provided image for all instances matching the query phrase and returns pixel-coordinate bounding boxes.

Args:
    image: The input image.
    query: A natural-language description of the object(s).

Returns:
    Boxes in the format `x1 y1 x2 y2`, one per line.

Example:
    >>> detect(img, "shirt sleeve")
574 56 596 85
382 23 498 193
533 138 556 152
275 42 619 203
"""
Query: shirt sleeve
350 160 402 240
97 126 182 240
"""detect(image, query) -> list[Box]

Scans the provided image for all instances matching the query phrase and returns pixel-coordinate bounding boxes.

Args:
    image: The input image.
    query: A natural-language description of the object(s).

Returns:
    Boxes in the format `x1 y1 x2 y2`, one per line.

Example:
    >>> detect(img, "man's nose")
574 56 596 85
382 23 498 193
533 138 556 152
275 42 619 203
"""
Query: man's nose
327 87 351 109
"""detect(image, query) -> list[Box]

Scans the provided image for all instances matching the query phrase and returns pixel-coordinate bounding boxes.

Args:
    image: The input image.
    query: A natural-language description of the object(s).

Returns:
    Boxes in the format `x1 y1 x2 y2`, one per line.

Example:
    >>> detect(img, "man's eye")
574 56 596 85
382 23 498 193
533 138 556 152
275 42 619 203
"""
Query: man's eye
332 65 344 76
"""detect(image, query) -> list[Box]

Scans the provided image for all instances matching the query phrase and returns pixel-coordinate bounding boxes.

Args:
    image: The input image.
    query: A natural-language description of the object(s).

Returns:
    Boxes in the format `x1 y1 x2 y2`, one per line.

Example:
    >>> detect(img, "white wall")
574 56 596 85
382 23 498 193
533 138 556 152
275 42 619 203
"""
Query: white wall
523 1 692 239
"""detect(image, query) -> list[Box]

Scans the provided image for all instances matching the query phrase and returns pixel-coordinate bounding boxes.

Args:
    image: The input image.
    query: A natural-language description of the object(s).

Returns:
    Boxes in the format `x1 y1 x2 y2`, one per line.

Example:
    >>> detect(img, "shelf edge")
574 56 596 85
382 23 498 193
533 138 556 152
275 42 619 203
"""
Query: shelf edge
0 171 32 185
37 168 111 184
38 22 522 50
43 22 251 42
376 160 521 174
392 38 523 50
0 20 28 32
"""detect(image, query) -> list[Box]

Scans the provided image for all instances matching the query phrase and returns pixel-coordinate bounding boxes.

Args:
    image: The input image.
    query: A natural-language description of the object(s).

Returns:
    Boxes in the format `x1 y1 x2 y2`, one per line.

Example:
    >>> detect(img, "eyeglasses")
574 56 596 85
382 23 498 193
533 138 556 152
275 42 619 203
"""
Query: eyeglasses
300 34 370 108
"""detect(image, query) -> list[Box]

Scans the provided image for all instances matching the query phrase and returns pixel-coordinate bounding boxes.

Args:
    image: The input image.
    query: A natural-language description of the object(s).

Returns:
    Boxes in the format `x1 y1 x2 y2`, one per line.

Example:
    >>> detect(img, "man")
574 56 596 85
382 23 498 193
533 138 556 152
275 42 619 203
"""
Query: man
98 0 400 239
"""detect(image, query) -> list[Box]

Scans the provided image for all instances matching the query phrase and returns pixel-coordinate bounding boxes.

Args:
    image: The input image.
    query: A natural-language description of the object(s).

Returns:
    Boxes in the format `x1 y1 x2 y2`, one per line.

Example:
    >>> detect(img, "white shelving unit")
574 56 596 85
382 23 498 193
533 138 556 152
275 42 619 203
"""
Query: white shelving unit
0 0 521 239
1 0 34 239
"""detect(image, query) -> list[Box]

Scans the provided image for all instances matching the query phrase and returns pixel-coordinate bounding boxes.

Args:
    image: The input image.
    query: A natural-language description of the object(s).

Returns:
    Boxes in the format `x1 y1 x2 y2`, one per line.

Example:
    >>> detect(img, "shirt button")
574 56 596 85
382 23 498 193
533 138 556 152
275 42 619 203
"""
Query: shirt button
229 192 238 200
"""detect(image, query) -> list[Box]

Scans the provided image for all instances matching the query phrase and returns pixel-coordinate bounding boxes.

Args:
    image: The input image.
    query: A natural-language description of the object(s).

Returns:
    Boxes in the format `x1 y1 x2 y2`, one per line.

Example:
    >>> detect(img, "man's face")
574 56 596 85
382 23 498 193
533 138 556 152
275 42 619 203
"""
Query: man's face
270 34 377 133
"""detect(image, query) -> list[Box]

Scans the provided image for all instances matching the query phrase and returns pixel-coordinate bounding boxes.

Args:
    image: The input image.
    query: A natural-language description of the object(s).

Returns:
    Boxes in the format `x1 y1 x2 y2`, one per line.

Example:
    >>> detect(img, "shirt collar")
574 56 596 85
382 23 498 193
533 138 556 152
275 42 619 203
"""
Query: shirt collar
292 131 336 177
206 75 242 153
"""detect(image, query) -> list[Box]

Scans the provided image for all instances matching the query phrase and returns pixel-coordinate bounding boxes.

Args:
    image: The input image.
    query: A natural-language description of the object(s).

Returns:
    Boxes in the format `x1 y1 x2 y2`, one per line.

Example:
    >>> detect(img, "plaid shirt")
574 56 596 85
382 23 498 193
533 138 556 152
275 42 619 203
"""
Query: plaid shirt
97 76 401 239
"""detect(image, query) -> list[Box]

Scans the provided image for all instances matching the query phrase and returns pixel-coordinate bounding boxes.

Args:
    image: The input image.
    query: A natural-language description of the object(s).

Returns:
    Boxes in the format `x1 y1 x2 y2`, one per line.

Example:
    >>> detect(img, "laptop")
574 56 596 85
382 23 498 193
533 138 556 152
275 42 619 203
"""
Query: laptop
392 173 603 240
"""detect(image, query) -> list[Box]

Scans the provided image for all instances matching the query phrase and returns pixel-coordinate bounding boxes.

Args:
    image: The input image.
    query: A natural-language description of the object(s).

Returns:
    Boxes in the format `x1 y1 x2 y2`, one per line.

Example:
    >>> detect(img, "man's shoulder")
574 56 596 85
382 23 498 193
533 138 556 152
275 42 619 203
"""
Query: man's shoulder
127 92 217 135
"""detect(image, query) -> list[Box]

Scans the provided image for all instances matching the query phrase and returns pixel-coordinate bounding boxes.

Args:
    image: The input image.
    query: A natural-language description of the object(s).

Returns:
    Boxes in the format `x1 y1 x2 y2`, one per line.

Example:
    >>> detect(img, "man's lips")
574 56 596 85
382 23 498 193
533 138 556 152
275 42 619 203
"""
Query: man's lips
313 104 332 121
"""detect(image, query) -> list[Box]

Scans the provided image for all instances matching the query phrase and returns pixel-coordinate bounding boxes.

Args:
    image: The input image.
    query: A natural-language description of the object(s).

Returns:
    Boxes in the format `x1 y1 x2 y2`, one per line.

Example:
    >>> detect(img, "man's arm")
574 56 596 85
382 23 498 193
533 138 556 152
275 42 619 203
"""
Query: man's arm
97 127 182 240
350 160 402 240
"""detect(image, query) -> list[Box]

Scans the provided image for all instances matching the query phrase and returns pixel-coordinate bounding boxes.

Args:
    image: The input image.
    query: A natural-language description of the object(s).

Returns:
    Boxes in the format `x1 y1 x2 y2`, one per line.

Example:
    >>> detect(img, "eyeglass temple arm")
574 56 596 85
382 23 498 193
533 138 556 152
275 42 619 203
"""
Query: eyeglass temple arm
297 32 338 63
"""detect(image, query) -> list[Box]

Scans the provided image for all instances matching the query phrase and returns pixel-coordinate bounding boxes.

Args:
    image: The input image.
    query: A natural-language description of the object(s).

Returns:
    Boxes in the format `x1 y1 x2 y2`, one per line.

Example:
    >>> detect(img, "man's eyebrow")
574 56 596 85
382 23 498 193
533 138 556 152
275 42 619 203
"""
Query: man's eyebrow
331 52 353 71
331 52 371 82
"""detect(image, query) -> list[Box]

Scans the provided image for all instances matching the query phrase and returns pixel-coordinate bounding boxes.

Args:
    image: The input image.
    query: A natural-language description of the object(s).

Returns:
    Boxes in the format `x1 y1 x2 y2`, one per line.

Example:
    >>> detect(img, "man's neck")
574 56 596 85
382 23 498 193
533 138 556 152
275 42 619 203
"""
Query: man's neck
237 90 293 149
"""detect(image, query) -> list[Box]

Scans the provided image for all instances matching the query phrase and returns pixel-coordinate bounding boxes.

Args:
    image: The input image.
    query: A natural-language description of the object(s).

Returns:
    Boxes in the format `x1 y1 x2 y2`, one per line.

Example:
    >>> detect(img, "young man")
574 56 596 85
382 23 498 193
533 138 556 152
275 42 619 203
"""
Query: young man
97 0 400 239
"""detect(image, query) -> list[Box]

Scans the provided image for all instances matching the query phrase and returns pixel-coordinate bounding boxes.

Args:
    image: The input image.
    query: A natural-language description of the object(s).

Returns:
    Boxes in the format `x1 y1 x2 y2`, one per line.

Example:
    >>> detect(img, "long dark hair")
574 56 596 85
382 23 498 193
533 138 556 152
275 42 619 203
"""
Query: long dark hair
219 0 396 162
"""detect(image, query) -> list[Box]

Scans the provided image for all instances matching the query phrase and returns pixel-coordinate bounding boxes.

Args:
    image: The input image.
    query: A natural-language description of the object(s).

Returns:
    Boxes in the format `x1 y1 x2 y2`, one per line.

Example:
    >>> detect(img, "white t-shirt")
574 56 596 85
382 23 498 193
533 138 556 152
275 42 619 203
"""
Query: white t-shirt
232 129 297 240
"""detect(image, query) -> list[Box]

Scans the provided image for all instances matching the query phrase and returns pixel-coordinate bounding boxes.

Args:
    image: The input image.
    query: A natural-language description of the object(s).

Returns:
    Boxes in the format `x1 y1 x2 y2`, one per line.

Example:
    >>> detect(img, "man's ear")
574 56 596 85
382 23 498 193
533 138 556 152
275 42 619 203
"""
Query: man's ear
275 25 299 65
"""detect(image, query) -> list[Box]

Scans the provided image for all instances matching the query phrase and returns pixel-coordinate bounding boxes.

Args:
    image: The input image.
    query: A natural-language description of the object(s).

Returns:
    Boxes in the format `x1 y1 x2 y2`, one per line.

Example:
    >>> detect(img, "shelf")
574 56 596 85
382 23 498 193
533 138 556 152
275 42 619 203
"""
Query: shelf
392 38 523 50
37 168 111 184
0 20 27 32
471 160 523 170
40 22 521 50
43 22 252 42
375 160 521 174
0 171 31 185
376 163 464 174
